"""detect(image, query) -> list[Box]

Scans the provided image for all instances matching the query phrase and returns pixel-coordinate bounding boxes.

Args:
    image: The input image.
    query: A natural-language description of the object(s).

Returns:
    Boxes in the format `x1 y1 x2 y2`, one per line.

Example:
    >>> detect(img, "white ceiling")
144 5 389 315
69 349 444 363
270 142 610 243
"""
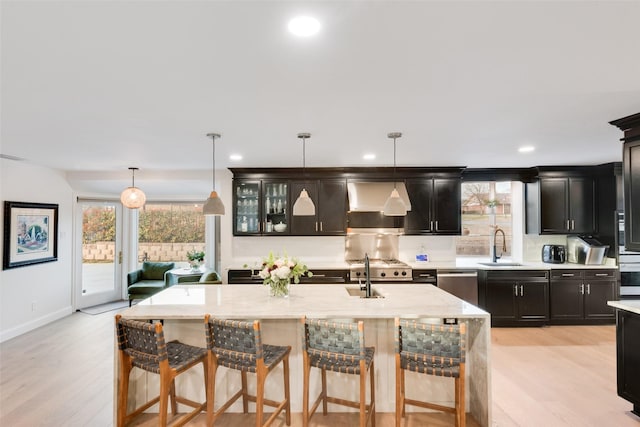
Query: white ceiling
2 1 640 197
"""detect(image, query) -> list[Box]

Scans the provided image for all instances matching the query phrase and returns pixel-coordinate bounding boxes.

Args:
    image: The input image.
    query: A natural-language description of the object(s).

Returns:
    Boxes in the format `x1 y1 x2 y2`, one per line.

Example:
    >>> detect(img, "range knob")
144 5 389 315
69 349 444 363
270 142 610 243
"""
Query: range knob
355 272 361 277
401 271 407 276
394 271 399 276
380 272 386 277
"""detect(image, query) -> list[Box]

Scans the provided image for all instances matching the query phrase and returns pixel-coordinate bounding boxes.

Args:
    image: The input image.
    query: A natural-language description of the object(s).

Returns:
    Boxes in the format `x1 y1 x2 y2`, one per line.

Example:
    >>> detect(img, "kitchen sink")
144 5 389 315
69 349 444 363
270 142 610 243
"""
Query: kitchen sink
477 262 524 267
344 286 384 298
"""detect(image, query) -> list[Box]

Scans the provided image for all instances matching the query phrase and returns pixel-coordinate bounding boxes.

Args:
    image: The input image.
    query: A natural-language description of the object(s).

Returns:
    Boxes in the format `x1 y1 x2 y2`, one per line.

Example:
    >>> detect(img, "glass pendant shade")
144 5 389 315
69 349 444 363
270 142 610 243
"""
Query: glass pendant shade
293 132 316 216
121 168 146 209
383 132 407 216
293 189 315 216
383 188 407 216
204 133 225 216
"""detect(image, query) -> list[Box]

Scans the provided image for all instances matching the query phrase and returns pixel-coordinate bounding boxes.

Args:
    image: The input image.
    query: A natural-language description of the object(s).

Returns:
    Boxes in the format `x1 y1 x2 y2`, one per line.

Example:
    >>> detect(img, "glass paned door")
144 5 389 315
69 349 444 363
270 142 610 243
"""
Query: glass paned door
76 201 123 309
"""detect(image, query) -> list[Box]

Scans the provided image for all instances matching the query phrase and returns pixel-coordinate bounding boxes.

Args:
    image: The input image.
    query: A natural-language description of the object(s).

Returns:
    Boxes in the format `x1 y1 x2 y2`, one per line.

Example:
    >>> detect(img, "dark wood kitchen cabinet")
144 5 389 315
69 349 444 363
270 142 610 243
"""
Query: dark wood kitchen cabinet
610 113 640 251
549 269 617 324
233 179 290 235
526 169 596 235
482 270 549 326
289 179 347 235
614 308 640 416
404 177 461 235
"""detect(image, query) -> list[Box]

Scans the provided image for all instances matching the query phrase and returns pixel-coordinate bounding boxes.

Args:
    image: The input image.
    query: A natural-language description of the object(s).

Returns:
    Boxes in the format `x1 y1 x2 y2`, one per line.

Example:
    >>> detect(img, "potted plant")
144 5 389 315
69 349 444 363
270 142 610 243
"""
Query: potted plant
186 250 205 271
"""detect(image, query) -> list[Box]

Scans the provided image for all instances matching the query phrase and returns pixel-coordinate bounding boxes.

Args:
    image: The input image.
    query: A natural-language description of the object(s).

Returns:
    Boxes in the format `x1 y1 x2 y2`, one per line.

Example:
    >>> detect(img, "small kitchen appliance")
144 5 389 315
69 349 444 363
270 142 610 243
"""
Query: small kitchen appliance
567 236 609 265
541 244 566 264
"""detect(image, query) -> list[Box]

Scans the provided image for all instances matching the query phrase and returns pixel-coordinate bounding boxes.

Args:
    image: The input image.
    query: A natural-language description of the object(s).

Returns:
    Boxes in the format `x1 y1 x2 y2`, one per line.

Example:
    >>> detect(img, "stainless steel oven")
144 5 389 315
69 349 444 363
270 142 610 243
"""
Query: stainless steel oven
618 212 640 298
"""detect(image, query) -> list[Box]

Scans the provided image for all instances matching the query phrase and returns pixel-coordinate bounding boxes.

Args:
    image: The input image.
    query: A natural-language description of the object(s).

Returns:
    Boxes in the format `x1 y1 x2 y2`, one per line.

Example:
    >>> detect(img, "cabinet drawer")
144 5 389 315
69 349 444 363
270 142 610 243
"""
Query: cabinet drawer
487 270 549 280
584 269 617 280
551 270 584 280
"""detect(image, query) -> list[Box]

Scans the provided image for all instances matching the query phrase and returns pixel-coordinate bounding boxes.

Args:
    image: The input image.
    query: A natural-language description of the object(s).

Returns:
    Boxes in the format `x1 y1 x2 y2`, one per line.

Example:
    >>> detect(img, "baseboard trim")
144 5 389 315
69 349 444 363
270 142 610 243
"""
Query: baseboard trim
0 306 73 343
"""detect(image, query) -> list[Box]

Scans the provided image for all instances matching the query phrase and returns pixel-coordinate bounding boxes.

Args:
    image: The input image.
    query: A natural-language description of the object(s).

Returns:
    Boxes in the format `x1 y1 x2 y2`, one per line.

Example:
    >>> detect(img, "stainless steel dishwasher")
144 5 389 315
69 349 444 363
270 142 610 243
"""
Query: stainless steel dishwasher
436 269 478 305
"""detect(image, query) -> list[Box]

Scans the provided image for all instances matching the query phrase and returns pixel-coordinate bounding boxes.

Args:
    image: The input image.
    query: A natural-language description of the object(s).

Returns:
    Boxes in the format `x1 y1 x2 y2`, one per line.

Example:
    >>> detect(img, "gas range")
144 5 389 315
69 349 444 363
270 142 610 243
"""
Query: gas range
347 258 413 282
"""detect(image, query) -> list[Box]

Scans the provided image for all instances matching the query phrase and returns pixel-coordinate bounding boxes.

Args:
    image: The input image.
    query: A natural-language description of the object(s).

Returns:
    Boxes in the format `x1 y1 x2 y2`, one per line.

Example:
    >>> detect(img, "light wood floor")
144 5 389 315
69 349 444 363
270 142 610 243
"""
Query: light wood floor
1 310 639 426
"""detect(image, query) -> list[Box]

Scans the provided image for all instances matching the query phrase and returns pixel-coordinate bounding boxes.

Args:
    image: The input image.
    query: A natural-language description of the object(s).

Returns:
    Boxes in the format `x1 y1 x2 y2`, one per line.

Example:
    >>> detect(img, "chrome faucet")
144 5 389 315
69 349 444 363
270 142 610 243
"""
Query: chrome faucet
360 253 372 298
492 227 506 263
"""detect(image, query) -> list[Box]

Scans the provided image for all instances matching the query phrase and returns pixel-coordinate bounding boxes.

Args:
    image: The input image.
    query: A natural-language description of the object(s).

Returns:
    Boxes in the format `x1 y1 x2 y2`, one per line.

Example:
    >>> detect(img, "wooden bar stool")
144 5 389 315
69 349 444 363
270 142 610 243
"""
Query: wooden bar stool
394 318 467 427
204 314 291 427
301 317 375 427
115 314 207 427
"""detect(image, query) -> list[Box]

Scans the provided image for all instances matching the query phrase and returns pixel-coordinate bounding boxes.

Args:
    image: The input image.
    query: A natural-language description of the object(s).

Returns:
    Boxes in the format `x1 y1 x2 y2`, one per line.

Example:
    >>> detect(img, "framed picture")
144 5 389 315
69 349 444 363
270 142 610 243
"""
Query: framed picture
3 201 58 270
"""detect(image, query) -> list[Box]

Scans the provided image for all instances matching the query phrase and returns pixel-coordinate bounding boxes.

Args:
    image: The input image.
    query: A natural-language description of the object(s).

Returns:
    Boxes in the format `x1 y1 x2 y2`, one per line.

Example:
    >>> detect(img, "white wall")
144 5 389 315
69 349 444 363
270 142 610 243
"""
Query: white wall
0 159 74 342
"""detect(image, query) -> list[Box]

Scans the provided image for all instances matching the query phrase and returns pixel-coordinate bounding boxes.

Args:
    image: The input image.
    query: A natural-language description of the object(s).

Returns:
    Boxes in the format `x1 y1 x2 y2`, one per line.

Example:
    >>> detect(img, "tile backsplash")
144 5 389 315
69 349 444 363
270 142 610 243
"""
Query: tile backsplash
523 234 568 262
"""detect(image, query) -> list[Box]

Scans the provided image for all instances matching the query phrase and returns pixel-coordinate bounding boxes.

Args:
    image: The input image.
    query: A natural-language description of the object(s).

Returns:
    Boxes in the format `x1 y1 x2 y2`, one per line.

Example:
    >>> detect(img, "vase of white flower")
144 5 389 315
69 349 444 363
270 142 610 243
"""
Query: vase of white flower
258 251 312 298
186 250 205 272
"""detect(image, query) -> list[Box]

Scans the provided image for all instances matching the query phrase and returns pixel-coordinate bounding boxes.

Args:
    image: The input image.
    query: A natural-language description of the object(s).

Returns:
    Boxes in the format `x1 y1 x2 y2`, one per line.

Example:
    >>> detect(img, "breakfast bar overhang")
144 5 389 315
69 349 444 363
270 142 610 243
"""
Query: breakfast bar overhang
117 283 492 426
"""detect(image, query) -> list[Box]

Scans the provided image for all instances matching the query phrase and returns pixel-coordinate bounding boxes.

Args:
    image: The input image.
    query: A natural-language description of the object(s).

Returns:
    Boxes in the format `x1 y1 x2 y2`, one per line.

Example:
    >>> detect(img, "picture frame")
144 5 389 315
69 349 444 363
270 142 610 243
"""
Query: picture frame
3 201 59 270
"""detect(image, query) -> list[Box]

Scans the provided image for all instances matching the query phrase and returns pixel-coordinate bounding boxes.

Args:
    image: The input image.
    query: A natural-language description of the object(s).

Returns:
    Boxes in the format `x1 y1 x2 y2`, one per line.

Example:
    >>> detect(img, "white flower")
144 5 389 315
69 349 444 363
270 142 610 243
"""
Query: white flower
259 267 270 279
273 265 291 280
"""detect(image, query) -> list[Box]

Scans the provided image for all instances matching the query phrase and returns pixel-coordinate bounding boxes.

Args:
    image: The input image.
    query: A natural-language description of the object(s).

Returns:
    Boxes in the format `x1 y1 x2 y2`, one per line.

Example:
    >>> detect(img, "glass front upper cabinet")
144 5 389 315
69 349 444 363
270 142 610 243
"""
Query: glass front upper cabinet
234 181 260 234
262 181 288 235
233 180 289 235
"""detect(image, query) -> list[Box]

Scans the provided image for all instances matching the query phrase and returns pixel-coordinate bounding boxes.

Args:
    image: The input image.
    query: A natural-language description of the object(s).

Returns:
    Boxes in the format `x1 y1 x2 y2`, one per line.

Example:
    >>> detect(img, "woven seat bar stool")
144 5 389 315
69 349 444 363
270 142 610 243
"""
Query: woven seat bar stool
204 314 291 427
301 317 376 427
115 314 208 427
395 318 467 427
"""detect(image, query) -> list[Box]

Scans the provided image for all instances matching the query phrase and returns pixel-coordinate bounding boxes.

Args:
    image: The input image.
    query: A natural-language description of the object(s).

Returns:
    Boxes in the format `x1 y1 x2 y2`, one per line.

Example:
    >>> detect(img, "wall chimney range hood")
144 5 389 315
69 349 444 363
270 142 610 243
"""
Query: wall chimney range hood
347 182 412 212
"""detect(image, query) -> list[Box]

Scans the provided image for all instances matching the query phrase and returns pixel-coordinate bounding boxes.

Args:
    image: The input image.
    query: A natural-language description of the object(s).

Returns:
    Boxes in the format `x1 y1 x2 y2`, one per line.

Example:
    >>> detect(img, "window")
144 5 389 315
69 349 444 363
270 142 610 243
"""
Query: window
138 203 205 267
457 182 512 257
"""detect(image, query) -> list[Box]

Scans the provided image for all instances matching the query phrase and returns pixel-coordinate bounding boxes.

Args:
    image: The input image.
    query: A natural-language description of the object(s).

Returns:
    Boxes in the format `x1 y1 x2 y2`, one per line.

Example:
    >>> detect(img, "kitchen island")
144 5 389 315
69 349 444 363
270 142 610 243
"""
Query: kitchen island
608 300 640 416
117 283 491 426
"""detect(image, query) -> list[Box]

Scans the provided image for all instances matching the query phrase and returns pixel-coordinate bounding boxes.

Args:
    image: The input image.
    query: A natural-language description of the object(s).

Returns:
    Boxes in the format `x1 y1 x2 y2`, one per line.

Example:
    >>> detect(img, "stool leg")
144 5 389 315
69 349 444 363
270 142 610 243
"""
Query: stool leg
370 360 375 427
302 353 310 427
207 356 217 427
321 368 328 415
170 379 177 415
359 361 366 427
117 355 132 427
158 369 171 426
255 366 265 427
241 371 249 413
283 356 291 425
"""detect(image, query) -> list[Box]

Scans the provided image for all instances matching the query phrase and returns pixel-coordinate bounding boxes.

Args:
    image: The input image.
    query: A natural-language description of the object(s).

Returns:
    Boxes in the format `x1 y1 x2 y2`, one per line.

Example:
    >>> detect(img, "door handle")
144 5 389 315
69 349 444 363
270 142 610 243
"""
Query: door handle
514 285 518 297
434 220 438 231
520 284 524 297
586 284 591 295
580 284 584 295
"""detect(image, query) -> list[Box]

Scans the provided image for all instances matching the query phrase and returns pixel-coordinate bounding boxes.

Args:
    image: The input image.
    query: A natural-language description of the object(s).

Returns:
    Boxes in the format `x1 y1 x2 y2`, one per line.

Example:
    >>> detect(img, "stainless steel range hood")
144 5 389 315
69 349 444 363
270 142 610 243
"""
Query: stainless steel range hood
347 181 411 212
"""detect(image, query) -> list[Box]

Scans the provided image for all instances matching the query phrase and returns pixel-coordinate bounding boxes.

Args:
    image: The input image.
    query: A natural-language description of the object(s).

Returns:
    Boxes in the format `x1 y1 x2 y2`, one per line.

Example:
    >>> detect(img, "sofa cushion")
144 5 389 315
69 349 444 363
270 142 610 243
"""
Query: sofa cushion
199 270 220 283
128 280 167 295
141 261 175 280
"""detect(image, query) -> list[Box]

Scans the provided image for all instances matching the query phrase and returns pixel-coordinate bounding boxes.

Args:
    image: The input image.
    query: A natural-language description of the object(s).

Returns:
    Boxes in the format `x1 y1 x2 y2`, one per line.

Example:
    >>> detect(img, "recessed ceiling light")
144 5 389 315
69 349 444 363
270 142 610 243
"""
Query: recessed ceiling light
363 153 376 160
229 154 243 161
518 146 535 153
288 16 321 37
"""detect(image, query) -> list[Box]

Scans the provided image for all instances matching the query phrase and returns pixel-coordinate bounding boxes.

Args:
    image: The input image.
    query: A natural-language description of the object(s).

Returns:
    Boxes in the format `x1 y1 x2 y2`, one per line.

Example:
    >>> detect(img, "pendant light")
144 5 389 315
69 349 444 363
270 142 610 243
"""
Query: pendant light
203 132 225 215
383 132 407 216
293 132 316 216
120 167 146 209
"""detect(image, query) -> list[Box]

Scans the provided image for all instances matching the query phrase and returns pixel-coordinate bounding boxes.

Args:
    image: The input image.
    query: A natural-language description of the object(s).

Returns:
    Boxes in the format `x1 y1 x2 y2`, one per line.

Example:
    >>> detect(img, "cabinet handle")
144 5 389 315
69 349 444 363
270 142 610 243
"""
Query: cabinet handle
315 222 318 232
520 284 524 297
580 284 584 295
430 220 434 231
594 273 608 277
434 220 438 231
561 273 575 277
566 219 570 230
320 221 323 232
514 285 518 297
586 284 591 295
571 219 575 230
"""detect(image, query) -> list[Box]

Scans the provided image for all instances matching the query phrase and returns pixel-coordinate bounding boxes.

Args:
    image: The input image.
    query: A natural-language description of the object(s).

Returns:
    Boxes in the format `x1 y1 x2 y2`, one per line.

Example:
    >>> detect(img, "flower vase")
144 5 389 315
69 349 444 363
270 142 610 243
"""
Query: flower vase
269 279 290 298
189 261 201 272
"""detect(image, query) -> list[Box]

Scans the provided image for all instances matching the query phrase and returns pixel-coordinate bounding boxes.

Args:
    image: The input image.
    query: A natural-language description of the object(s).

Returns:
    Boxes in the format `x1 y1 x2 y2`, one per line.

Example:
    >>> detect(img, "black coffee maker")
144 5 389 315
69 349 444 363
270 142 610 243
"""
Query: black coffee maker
542 245 566 264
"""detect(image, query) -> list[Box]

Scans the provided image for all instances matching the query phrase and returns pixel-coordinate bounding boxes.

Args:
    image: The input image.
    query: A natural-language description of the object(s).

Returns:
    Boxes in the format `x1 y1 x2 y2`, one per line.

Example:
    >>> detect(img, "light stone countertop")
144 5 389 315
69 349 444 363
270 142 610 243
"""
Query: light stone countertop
226 259 617 272
120 283 489 320
608 300 640 315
